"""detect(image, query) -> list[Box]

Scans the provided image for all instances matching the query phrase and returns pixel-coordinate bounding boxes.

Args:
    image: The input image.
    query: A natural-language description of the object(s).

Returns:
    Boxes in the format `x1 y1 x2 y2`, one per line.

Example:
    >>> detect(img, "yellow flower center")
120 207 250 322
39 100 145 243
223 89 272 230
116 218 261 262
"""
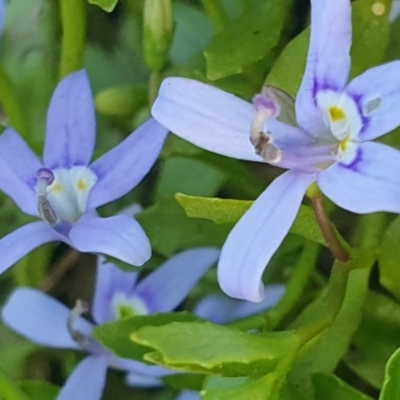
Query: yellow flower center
329 106 345 122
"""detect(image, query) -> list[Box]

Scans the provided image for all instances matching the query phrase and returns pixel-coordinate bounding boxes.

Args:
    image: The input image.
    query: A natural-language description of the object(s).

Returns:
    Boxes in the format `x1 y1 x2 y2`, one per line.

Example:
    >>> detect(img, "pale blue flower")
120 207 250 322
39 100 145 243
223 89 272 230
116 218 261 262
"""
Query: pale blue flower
0 70 168 273
1 247 220 400
151 0 400 302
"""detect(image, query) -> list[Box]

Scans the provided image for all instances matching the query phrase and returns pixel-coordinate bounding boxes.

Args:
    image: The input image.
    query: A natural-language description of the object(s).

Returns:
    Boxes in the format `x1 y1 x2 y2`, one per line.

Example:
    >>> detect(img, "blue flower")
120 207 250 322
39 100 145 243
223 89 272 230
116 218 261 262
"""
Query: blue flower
1 247 220 400
151 0 400 302
0 70 168 273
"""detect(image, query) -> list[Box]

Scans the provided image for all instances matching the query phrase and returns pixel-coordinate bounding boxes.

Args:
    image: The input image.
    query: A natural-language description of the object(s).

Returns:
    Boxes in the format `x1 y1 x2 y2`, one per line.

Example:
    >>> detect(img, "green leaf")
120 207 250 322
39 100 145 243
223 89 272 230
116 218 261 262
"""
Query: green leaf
19 380 59 400
155 157 226 202
313 373 373 400
350 0 391 78
88 0 118 12
289 255 374 398
380 347 400 400
378 216 400 300
265 0 391 95
265 29 309 96
131 321 298 376
93 312 199 361
204 0 291 80
0 367 28 400
175 194 325 246
202 375 278 400
344 292 400 389
136 200 231 257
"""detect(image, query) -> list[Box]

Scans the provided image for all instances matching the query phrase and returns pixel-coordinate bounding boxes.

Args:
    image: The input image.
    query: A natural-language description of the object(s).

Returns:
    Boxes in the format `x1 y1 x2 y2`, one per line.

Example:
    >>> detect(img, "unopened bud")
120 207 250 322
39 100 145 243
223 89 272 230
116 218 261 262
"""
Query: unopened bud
95 86 147 118
143 0 174 72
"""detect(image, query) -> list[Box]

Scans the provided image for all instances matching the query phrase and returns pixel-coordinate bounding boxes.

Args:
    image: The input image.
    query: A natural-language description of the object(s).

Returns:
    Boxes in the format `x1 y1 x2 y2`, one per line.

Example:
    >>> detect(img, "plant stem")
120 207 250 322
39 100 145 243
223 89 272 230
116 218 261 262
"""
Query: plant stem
148 71 161 107
59 0 86 78
307 184 350 262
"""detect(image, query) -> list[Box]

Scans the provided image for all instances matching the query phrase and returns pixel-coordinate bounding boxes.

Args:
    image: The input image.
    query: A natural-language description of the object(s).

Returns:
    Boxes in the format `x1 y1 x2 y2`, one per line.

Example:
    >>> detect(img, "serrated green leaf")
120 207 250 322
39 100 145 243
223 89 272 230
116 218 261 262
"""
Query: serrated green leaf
93 312 199 361
131 321 298 376
380 347 400 400
313 373 373 400
344 292 400 389
204 0 291 80
378 216 400 300
136 200 231 257
88 0 118 12
175 193 325 246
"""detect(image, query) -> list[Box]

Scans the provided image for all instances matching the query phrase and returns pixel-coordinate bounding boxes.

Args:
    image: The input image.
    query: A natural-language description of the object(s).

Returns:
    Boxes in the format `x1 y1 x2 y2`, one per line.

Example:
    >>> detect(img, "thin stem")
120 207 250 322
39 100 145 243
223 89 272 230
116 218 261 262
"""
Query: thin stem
201 0 228 32
308 185 350 262
232 242 319 331
148 71 161 107
0 65 29 137
59 0 86 78
40 250 81 293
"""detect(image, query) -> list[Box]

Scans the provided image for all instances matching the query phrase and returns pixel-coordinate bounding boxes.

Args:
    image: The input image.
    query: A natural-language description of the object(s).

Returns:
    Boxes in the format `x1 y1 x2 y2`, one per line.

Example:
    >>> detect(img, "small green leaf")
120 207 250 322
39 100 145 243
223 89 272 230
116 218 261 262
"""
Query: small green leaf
175 193 325 246
380 347 400 400
313 373 373 400
131 321 298 376
378 216 400 300
136 200 231 257
204 0 291 80
88 0 118 12
93 312 199 361
19 380 60 400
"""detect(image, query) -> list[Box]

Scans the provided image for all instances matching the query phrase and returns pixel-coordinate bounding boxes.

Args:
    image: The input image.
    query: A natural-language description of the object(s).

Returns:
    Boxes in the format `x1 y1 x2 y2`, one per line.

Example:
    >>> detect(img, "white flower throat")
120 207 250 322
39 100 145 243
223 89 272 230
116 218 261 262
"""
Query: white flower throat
36 166 97 225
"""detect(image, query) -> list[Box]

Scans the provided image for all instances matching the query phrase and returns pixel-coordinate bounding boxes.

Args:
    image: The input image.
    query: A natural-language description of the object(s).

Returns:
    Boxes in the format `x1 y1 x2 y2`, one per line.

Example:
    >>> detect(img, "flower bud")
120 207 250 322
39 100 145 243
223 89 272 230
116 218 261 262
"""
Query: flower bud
143 0 174 72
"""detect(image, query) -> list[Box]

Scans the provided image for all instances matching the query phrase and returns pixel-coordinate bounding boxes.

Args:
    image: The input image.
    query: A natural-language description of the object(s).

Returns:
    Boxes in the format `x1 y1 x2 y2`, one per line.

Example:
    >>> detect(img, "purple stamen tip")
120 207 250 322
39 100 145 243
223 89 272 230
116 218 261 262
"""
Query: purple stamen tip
36 168 55 185
252 94 280 117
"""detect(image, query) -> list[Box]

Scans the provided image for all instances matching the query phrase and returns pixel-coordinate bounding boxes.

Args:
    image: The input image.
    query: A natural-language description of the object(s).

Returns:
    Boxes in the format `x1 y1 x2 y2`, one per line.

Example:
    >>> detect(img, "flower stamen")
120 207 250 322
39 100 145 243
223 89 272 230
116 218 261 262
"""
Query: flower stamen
36 168 59 226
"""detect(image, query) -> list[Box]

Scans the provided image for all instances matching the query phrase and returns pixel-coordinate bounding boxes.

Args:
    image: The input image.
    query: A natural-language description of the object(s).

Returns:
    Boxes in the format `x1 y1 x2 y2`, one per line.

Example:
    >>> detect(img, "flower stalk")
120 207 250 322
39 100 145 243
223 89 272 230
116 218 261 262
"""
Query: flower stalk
59 0 86 78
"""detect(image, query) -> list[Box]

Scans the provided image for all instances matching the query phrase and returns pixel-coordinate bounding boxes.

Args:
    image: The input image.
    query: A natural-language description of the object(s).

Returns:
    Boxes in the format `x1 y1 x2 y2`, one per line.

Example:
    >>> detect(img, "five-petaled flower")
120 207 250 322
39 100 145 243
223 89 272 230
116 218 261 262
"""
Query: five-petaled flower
0 70 168 274
151 0 400 301
1 248 220 400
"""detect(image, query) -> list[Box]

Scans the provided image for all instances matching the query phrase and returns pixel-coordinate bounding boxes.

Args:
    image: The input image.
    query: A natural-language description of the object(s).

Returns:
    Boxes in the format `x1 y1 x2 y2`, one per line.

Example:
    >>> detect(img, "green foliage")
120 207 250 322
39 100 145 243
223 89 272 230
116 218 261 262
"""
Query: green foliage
131 321 299 376
88 0 118 12
175 193 326 246
380 347 400 400
19 381 60 400
204 0 292 80
93 312 199 361
312 373 373 400
378 216 400 300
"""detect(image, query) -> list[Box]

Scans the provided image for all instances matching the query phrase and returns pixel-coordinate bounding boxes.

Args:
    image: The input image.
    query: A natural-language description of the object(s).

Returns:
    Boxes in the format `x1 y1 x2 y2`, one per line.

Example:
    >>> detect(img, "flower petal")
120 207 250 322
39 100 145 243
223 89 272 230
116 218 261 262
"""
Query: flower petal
69 214 151 266
93 257 139 324
44 70 96 169
135 248 220 313
0 128 42 216
1 287 93 349
125 372 163 388
0 222 63 275
318 142 400 214
152 77 262 162
177 390 201 400
296 0 351 136
218 170 317 302
57 356 109 400
346 61 400 141
195 285 285 324
88 118 167 209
